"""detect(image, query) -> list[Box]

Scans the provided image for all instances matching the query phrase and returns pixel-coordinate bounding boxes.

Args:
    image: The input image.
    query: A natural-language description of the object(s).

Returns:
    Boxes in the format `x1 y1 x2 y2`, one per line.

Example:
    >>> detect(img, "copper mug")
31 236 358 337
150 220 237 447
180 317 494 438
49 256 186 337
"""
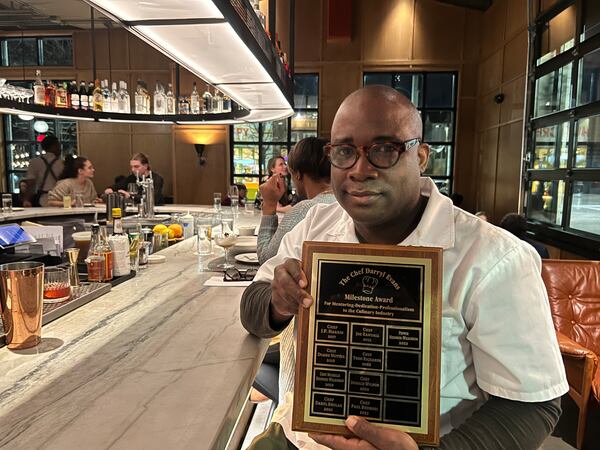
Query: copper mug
0 262 44 349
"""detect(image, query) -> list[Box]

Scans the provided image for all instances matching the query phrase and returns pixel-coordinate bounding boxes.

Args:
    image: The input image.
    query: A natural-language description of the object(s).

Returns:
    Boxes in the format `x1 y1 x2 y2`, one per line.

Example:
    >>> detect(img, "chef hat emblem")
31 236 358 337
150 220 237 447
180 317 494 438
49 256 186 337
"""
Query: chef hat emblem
362 276 378 294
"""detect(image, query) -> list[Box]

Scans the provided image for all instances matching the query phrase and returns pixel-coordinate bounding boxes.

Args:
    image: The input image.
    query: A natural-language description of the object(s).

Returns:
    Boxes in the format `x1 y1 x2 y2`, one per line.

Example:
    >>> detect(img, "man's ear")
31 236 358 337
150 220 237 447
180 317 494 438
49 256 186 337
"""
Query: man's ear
417 143 430 174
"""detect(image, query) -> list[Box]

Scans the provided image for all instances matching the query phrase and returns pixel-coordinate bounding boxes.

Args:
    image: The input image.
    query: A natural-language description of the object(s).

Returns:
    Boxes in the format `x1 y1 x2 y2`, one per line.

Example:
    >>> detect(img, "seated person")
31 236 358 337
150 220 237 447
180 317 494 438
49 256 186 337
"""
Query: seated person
48 156 101 206
264 156 293 213
241 86 567 449
257 137 335 265
104 152 164 205
222 184 247 207
499 212 550 259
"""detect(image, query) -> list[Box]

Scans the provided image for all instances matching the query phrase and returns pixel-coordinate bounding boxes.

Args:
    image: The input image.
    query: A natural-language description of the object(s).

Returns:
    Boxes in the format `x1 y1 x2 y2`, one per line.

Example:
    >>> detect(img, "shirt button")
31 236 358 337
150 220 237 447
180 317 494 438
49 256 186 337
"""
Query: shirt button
568 295 572 299
571 320 576 325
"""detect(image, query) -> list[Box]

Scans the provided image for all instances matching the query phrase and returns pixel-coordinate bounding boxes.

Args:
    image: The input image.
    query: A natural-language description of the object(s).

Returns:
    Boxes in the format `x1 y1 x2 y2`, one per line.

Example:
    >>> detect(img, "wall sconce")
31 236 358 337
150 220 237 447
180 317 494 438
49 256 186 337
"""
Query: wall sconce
195 143 207 166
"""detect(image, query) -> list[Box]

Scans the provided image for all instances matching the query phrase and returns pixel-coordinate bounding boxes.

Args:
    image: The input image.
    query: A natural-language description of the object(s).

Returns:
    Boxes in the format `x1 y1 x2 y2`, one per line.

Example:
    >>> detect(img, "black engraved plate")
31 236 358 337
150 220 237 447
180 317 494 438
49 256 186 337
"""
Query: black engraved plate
316 320 349 344
351 323 385 346
313 369 347 392
350 347 384 371
348 371 383 396
348 396 382 420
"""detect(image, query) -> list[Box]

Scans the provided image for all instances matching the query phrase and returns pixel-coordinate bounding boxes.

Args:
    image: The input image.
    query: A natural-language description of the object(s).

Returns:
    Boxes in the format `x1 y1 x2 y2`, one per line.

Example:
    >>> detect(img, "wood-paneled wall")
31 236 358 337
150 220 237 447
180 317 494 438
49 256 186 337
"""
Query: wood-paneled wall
291 0 491 213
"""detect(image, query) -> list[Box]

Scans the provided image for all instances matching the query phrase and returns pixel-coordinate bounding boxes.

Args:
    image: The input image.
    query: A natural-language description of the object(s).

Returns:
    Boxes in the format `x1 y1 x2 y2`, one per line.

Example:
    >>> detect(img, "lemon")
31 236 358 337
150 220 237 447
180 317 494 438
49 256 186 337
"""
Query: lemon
167 228 175 239
153 224 168 234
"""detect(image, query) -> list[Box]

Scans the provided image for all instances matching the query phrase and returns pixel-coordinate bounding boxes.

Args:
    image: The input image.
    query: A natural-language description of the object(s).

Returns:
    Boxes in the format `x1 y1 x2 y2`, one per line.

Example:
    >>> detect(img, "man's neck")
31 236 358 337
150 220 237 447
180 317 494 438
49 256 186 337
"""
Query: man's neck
305 179 331 200
354 195 428 245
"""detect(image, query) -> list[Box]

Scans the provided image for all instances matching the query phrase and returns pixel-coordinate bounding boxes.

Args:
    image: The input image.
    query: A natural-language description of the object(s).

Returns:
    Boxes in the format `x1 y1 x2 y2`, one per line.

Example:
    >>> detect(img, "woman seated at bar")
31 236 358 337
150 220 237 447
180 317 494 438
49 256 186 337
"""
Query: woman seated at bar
47 156 101 206
104 152 164 205
264 155 292 213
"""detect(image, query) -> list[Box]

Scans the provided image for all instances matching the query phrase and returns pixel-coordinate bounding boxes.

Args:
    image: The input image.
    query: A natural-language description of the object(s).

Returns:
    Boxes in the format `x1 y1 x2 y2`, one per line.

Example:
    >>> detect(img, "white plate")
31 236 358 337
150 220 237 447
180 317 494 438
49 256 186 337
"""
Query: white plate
148 254 166 264
234 253 259 264
234 236 257 248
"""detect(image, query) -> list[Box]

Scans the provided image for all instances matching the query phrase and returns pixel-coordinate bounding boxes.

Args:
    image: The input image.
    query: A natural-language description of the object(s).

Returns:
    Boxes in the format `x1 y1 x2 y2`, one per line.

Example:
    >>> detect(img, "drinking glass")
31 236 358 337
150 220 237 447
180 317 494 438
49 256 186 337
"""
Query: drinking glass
63 195 72 208
214 219 237 269
196 225 212 256
213 192 222 211
138 242 150 268
74 193 84 208
229 185 239 214
43 267 72 303
2 193 12 213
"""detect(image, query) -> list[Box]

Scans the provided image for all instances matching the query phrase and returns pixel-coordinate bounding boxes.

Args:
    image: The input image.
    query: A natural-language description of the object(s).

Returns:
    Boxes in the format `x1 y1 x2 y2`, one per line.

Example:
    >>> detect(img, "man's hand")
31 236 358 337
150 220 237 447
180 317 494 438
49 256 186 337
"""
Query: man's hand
270 258 312 326
310 416 419 450
260 174 286 215
117 189 130 198
104 188 114 194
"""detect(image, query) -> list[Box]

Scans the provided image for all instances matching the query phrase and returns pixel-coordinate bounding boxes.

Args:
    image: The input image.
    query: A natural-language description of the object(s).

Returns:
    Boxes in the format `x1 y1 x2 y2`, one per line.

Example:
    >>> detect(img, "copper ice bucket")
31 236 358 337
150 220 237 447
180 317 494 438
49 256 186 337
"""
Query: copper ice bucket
0 262 44 349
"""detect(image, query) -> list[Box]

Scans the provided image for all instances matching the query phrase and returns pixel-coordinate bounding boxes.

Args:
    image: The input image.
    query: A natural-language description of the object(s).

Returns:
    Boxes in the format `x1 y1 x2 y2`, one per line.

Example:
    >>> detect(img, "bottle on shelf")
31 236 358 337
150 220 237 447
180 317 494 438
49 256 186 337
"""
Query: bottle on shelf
33 70 45 106
135 80 151 114
222 94 231 113
108 208 131 277
102 79 111 112
92 79 103 112
251 0 266 30
213 89 223 113
79 81 88 110
190 82 200 114
118 81 130 113
69 81 79 110
55 82 69 108
111 82 119 113
45 80 56 107
153 81 166 115
202 85 213 114
178 96 190 114
166 83 175 115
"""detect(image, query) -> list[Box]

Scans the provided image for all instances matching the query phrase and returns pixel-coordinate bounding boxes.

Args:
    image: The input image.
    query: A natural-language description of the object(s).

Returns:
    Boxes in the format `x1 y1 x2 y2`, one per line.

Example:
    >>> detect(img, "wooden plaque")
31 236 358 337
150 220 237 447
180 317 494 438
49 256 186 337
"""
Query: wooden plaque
292 242 442 446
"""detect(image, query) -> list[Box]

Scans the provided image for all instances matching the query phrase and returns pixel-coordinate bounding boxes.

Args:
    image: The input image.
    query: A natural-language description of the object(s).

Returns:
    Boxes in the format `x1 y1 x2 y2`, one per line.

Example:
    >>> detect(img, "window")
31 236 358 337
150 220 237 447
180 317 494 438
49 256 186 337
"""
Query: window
3 79 78 192
230 74 319 199
526 0 600 251
363 72 458 195
0 36 73 67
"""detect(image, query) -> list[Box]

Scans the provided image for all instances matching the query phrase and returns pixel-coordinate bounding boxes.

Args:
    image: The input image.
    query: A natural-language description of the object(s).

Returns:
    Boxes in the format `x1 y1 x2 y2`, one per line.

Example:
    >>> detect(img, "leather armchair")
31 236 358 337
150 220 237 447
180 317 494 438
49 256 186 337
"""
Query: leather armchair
541 260 600 449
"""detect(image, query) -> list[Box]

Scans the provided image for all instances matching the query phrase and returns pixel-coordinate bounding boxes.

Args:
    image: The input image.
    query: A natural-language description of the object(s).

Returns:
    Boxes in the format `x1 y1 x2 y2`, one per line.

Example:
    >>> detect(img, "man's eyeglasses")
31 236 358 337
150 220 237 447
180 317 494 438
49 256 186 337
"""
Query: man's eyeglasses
324 138 421 170
223 267 258 282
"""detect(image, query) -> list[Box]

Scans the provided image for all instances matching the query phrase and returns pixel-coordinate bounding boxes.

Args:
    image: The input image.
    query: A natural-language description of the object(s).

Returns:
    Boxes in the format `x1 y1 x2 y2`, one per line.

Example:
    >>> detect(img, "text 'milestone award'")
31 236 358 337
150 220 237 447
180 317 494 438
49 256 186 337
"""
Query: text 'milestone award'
292 242 442 446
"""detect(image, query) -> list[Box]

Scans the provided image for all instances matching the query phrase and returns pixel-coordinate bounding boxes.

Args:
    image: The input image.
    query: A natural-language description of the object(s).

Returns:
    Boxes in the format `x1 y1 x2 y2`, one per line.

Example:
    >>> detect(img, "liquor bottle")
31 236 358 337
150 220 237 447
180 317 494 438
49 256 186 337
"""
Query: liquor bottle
118 81 130 113
92 79 103 112
55 82 68 108
45 80 56 107
153 81 166 114
102 79 111 112
190 82 200 114
166 83 175 114
79 81 88 110
69 81 79 110
222 94 231 113
98 222 114 281
178 96 190 114
251 0 266 30
202 85 213 114
213 89 223 113
33 70 45 106
211 87 220 113
111 82 119 113
87 224 113 282
108 208 130 277
135 80 151 114
87 81 94 109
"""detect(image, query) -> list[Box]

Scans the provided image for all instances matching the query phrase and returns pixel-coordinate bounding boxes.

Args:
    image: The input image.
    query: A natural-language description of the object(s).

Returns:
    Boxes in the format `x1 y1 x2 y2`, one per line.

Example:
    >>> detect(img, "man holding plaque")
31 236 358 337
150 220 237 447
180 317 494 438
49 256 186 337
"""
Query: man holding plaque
241 85 568 449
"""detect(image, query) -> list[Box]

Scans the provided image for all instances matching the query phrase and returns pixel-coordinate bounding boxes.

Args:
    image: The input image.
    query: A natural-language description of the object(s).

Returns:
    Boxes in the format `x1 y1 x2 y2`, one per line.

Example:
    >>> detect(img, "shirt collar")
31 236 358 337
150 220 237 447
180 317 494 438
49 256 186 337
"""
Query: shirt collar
326 177 455 249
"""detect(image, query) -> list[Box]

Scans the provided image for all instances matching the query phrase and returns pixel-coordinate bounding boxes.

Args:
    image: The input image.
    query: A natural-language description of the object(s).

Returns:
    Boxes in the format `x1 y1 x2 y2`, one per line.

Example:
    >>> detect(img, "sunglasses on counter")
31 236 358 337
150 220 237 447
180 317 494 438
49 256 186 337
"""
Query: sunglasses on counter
223 267 258 282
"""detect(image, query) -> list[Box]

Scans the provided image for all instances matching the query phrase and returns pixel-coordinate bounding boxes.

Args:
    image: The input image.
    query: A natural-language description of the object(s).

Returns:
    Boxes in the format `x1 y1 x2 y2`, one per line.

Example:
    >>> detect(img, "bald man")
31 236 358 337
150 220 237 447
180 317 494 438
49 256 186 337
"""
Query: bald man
241 86 567 449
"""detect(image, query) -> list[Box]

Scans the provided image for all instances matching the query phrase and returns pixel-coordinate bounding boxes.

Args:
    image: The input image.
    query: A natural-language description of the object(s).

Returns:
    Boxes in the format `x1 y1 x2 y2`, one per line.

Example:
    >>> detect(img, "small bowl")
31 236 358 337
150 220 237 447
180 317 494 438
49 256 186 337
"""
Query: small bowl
238 226 256 237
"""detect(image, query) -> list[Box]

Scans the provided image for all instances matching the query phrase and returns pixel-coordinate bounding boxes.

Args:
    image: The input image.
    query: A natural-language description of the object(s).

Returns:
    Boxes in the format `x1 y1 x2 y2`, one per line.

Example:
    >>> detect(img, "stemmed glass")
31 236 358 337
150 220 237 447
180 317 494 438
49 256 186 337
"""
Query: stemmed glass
214 217 237 269
229 185 239 214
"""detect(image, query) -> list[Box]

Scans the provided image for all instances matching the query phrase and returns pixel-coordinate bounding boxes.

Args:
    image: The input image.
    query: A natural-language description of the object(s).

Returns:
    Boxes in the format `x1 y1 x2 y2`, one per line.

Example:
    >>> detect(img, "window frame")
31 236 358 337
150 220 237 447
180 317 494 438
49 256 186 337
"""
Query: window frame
229 73 319 187
525 0 600 257
362 71 458 195
0 35 73 67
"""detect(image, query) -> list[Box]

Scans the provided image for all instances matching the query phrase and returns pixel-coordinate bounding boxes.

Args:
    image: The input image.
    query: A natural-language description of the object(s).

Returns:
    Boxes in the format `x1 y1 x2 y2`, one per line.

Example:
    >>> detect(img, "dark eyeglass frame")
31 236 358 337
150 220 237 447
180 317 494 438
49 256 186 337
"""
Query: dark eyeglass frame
223 267 258 282
324 138 421 169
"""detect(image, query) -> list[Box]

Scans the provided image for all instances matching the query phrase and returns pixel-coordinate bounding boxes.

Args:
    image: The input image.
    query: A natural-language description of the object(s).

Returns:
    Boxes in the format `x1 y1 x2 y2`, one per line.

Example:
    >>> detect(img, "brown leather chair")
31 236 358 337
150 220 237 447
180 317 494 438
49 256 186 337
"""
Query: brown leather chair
541 260 600 449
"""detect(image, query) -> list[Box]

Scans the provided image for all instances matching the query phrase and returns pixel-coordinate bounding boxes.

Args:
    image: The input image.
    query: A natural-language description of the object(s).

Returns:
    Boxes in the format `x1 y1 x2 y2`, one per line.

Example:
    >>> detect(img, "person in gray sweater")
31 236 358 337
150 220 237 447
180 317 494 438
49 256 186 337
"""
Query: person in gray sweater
257 137 337 265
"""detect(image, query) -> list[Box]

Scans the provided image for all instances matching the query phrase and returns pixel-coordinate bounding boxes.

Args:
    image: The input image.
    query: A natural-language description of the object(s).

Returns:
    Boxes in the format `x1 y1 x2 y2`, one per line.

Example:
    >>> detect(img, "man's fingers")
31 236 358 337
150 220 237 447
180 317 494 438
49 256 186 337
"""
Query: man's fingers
309 433 375 450
272 262 313 315
283 258 308 288
345 416 387 449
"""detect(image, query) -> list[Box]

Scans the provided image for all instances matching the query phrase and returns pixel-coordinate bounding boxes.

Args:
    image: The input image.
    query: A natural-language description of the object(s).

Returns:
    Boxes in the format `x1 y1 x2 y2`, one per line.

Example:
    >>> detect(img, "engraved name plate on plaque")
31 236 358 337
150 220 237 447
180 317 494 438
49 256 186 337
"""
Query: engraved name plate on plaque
292 242 442 446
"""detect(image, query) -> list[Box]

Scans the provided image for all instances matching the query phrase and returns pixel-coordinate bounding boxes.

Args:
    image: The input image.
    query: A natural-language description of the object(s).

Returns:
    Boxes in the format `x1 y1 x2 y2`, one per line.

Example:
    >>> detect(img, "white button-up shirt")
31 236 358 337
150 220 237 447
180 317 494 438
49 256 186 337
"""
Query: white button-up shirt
254 177 568 448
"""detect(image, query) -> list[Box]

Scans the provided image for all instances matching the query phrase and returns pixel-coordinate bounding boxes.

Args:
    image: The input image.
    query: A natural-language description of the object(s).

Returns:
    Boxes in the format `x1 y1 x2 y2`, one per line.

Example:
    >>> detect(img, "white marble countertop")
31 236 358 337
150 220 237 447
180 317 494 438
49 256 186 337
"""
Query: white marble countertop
0 206 100 223
0 238 268 449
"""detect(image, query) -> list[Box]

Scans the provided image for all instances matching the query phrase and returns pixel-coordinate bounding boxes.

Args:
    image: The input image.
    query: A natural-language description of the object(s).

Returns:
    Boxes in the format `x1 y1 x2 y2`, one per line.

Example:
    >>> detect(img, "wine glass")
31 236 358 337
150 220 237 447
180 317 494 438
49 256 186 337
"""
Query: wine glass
214 218 237 269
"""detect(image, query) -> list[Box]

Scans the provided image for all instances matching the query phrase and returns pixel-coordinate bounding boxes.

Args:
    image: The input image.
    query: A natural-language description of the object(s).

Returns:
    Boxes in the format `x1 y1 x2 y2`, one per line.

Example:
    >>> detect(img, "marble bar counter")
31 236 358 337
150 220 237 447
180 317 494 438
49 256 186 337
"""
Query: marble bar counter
0 206 100 223
0 238 268 449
